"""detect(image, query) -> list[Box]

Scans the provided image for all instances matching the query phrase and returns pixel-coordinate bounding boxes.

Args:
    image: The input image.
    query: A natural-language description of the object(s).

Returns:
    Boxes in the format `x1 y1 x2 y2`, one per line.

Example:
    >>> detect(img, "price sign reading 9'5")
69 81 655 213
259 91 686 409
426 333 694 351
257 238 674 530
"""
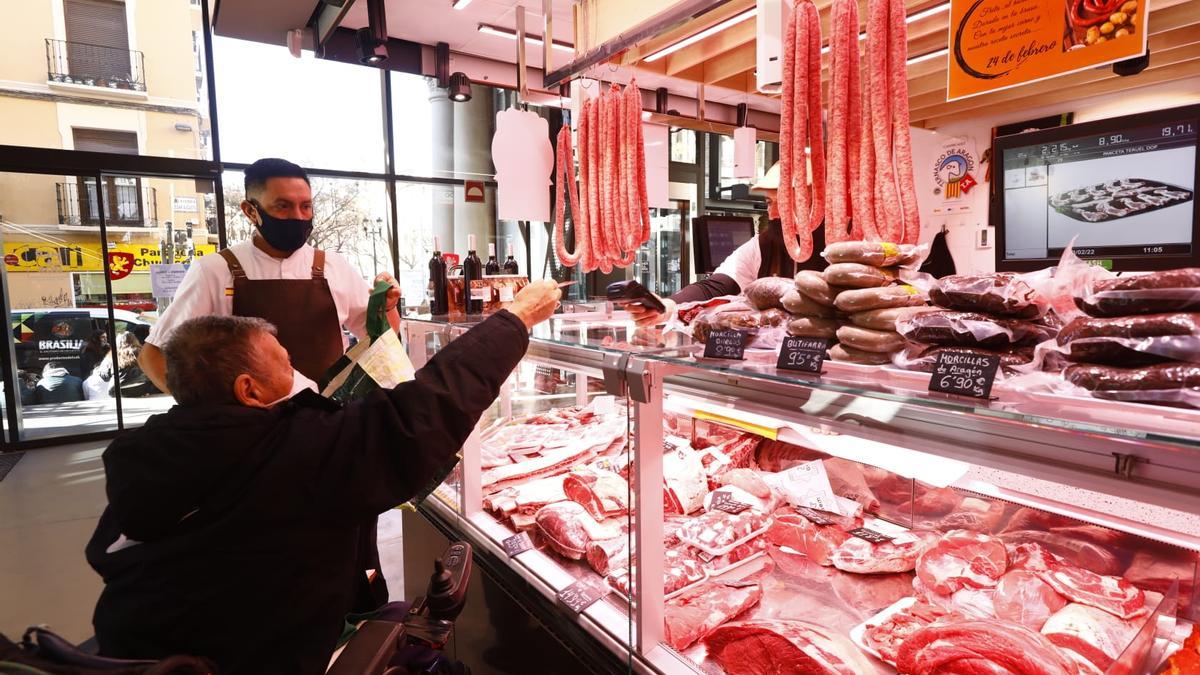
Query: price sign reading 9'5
929 351 1001 399
777 337 830 374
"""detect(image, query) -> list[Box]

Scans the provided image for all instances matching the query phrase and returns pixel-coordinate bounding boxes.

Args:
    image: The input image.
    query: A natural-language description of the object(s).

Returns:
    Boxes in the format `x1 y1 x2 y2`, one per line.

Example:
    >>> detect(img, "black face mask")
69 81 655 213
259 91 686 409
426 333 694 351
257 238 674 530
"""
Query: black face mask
250 200 312 254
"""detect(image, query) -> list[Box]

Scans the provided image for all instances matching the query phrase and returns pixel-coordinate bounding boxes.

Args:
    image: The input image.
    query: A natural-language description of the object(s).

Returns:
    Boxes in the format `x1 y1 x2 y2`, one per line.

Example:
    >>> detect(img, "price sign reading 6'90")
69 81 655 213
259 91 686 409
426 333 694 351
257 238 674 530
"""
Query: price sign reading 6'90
929 351 1001 399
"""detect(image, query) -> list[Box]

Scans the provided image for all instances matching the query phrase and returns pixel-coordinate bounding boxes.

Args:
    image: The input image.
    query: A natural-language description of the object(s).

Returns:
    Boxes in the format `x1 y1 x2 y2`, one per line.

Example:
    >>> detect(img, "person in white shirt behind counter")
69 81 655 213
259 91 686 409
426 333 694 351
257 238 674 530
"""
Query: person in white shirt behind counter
140 157 401 395
625 160 828 326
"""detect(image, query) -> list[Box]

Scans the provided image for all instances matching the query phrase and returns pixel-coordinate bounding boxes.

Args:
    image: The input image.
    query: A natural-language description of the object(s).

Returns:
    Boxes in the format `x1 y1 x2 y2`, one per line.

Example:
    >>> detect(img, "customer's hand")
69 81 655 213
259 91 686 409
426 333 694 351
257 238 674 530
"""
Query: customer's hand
374 272 401 311
624 297 675 327
508 280 562 330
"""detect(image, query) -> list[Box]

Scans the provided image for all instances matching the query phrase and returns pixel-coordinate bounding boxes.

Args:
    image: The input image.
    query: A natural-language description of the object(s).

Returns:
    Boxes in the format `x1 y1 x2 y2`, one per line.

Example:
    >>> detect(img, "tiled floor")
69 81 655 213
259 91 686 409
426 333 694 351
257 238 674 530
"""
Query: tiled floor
0 443 405 645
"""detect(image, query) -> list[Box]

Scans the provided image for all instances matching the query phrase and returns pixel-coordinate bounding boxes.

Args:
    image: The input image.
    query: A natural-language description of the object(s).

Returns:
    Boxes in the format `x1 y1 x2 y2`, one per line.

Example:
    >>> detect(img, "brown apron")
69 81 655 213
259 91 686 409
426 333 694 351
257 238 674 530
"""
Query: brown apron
220 246 390 611
219 248 344 382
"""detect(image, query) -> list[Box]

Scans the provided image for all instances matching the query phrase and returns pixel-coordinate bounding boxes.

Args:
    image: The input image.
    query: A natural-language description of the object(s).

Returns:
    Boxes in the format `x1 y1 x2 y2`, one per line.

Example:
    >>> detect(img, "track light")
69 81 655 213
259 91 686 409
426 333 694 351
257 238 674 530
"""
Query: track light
644 9 756 63
477 24 575 53
449 72 472 102
357 0 388 64
357 28 387 64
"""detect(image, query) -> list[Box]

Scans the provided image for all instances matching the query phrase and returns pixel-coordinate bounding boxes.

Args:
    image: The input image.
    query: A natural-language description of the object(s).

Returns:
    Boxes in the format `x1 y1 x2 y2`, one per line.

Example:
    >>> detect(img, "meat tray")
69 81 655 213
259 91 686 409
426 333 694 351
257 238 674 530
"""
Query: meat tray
677 524 771 557
1050 179 1194 223
849 595 916 669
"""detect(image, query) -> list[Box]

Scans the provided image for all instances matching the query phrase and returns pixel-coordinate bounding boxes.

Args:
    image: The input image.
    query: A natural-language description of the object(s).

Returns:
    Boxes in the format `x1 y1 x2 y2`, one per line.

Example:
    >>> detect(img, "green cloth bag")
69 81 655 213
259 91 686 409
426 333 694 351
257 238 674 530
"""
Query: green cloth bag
319 280 415 403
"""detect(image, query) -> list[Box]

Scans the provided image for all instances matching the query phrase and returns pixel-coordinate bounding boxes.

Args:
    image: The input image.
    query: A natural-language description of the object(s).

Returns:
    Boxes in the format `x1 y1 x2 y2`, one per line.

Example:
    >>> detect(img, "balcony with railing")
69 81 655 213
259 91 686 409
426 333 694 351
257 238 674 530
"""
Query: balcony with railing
56 178 157 228
45 38 145 92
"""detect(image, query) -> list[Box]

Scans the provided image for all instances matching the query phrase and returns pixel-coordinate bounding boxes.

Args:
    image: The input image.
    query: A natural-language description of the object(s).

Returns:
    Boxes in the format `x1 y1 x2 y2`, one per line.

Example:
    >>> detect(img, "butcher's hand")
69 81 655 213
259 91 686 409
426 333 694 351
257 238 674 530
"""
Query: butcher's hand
374 272 402 311
509 280 562 330
624 297 675 327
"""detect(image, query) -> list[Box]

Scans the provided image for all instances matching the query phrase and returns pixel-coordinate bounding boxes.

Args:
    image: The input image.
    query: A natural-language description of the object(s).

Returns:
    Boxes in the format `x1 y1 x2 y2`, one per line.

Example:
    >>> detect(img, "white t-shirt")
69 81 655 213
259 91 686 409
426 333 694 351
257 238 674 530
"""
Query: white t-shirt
147 240 372 349
712 236 762 292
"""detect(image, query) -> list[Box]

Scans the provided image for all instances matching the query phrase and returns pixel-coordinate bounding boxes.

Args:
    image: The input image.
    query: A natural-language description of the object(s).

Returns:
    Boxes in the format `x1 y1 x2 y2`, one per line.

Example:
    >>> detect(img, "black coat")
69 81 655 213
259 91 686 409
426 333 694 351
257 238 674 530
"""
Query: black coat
86 311 530 674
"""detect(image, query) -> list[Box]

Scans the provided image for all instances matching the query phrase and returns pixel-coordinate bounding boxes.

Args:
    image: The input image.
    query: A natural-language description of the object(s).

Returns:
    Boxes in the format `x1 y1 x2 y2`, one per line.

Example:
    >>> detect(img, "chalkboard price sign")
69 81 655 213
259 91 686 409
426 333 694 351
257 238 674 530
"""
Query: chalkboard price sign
502 532 533 558
848 527 896 544
795 506 835 526
929 351 1001 399
711 490 751 514
777 336 830 374
703 330 747 360
558 578 609 614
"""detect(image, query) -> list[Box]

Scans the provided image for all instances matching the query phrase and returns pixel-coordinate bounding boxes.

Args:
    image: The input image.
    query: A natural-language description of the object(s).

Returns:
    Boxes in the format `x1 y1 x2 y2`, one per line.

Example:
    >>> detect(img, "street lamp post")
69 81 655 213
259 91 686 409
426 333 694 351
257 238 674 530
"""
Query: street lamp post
362 216 382 273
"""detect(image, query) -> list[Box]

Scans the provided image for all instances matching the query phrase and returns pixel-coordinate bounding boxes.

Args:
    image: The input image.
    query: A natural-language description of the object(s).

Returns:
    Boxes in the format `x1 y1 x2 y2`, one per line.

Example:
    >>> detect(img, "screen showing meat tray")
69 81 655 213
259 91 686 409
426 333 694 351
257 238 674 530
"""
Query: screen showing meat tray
999 109 1198 270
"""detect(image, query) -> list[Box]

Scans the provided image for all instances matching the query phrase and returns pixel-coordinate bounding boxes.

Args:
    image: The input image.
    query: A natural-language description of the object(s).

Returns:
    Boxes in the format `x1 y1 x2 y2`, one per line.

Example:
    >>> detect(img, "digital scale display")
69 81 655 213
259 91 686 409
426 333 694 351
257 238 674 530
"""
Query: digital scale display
1001 117 1197 264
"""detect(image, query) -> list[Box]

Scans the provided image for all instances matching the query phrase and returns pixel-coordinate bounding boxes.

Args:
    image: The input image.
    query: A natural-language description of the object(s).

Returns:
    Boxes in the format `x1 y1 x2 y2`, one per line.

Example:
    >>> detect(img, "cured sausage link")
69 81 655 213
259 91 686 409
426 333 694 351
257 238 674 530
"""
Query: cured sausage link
553 123 586 266
867 0 901 243
778 5 798 259
804 0 826 239
888 0 921 245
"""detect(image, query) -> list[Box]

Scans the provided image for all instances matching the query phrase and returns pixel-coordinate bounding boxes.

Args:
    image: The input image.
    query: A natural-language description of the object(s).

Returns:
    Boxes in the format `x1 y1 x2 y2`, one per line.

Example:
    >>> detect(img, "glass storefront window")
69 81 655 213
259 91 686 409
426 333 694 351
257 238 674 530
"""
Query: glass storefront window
390 72 500 180
671 128 697 164
214 37 385 172
0 1 211 160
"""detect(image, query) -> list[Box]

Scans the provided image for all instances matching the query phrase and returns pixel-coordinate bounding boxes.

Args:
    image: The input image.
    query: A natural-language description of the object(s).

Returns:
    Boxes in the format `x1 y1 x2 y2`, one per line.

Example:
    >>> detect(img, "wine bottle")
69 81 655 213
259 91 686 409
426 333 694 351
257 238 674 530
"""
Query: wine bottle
485 242 501 275
428 237 448 315
463 234 485 314
503 243 519 275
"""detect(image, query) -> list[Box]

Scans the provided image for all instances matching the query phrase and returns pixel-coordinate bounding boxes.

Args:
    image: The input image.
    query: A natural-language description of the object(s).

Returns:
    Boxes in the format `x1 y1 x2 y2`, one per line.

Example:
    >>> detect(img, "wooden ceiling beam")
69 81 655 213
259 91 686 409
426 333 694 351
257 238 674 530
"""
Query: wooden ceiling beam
663 17 757 75
702 42 758 83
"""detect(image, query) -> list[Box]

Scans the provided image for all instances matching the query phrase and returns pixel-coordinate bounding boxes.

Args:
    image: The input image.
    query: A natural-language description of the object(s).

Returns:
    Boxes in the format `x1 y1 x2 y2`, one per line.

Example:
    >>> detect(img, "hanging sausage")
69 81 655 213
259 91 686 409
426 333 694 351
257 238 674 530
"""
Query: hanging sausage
779 0 826 263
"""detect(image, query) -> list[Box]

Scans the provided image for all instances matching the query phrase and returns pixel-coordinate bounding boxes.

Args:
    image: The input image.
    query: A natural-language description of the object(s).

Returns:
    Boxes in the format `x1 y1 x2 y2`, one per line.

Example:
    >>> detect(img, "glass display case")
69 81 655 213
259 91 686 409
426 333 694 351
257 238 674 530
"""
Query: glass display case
402 311 1200 675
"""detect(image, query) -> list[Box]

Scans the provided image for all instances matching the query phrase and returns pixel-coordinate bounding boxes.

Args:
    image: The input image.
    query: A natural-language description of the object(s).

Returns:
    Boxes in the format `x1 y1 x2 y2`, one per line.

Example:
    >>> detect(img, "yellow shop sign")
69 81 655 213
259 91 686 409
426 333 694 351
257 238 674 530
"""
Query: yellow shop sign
3 242 217 273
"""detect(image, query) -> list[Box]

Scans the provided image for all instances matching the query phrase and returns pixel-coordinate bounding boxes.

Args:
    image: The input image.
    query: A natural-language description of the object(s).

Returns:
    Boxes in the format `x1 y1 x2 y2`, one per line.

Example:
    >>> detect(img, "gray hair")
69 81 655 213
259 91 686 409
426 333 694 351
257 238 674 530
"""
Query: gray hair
164 316 277 406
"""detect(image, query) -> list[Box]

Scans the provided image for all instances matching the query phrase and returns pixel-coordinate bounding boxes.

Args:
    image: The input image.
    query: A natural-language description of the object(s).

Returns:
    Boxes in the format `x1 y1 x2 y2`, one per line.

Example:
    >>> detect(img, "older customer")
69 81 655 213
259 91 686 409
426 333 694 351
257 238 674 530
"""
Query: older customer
86 280 561 674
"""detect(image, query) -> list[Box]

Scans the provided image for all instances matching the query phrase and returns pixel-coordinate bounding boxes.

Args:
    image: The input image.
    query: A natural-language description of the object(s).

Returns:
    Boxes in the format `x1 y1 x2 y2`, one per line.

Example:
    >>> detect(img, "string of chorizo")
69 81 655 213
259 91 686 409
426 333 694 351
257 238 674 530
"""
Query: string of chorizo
553 123 587 267
888 0 921 245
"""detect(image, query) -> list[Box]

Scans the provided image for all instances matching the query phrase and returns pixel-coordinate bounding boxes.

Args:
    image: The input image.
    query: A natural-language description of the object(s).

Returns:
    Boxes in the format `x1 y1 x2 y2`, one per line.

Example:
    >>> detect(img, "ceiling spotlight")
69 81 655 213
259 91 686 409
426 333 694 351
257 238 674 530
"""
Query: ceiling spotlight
449 72 472 102
357 27 388 64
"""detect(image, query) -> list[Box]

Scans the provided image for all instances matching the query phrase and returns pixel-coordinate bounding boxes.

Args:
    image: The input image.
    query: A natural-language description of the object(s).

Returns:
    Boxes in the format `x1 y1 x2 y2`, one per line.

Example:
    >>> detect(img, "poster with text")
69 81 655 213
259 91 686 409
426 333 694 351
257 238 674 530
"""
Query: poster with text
947 0 1148 100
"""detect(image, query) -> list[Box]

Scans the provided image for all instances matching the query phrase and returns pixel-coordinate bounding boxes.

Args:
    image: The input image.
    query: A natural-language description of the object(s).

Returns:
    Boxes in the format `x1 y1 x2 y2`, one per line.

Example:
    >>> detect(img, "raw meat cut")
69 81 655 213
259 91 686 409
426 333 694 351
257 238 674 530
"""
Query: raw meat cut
1042 603 1141 674
484 475 566 517
1124 548 1197 617
1036 564 1146 620
863 601 949 665
703 620 878 674
1009 542 1063 572
586 536 629 576
698 435 763 490
664 448 709 515
766 509 860 566
913 577 997 619
916 529 1008 594
606 546 705 598
994 569 1069 630
535 501 621 560
928 497 1008 533
1004 508 1077 533
831 570 914 614
676 509 770 554
563 467 629 520
909 487 964 517
663 579 763 651
831 530 936 574
897 619 1082 675
696 536 768 574
1001 530 1122 576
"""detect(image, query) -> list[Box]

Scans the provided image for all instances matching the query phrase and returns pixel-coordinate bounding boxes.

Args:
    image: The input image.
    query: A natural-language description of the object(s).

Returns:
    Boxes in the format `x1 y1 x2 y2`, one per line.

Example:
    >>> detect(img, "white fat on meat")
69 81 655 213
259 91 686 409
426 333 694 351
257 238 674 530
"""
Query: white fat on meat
1041 603 1144 674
